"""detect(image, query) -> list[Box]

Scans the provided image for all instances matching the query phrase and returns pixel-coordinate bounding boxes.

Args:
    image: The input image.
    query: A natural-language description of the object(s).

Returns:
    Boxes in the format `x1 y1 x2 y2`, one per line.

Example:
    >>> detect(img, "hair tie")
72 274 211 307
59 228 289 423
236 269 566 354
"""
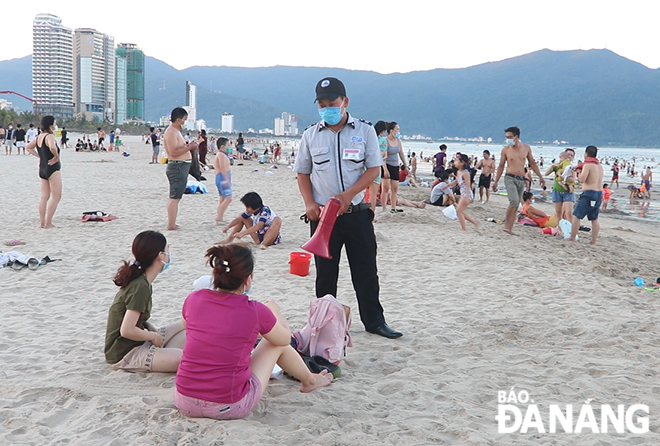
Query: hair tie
221 260 230 273
133 260 142 269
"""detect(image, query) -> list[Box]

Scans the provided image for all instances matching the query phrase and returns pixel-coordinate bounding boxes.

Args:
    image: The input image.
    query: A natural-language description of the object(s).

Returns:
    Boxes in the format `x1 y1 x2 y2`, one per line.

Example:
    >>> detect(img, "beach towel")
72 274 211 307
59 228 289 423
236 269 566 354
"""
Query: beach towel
185 180 207 194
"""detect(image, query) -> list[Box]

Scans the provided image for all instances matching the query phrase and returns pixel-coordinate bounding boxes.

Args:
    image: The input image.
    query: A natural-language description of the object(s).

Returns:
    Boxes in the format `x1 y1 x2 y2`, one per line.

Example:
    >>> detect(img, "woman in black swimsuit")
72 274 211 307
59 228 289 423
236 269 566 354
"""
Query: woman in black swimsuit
26 115 61 228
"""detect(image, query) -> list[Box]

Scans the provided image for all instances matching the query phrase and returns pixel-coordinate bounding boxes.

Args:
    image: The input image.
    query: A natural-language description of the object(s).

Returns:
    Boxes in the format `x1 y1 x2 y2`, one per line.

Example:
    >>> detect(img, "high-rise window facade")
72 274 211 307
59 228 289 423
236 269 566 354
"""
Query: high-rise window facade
32 14 74 119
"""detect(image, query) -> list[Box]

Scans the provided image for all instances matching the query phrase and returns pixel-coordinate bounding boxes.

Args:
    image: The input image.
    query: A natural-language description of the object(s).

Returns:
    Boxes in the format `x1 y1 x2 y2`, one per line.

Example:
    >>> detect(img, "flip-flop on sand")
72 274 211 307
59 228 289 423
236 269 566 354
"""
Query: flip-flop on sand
4 239 26 246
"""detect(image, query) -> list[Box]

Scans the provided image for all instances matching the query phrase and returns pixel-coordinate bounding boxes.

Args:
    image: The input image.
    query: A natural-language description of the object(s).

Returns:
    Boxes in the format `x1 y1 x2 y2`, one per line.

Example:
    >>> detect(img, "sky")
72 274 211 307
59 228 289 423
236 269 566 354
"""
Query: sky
1 0 659 73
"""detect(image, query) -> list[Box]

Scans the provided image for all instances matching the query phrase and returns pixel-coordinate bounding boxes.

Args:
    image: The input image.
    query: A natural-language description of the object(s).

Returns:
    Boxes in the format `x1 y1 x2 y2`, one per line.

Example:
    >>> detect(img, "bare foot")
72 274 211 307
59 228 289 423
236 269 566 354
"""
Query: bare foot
503 229 518 236
43 223 56 229
565 237 576 242
167 225 180 231
258 244 267 250
300 370 333 393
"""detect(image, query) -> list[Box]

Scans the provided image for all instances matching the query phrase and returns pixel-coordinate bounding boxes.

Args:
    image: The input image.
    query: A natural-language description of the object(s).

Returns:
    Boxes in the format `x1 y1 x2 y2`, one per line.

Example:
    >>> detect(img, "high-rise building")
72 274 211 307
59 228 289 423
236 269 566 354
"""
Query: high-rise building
73 28 115 122
115 43 144 123
32 14 74 119
222 113 234 133
186 81 197 109
184 81 197 130
275 112 298 136
281 112 299 136
274 118 285 136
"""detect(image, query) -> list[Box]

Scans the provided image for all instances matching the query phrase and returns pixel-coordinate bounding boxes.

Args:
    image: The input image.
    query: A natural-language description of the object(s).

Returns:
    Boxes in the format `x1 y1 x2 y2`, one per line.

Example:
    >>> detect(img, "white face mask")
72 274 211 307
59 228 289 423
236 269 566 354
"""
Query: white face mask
505 138 515 146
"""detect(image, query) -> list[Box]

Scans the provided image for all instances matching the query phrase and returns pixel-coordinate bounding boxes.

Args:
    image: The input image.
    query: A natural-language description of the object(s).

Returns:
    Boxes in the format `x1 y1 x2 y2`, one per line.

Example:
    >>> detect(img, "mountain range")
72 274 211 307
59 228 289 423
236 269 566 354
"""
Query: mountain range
2 49 660 146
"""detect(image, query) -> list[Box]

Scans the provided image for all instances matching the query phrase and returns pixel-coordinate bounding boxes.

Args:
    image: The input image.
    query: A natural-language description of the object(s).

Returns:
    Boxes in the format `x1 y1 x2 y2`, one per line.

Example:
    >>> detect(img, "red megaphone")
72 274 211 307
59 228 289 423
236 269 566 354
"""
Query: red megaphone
301 198 341 259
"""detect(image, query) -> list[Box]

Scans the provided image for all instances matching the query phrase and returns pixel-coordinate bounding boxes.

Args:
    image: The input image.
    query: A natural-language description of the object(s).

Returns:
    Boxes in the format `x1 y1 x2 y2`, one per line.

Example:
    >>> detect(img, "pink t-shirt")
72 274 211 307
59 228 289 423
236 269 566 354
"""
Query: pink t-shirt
175 289 277 403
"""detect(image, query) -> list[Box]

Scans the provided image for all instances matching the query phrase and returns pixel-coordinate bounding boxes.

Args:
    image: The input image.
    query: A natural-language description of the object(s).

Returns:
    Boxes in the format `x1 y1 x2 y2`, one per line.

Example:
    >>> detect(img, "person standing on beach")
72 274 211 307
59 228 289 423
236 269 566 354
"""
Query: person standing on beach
475 149 495 204
433 144 448 178
213 137 232 223
294 77 402 339
641 166 652 199
163 107 199 230
611 161 620 189
26 123 38 146
567 145 604 245
4 124 14 155
97 127 106 151
25 116 61 228
60 127 68 148
382 122 408 213
13 124 26 155
491 126 546 235
545 148 576 221
149 127 160 164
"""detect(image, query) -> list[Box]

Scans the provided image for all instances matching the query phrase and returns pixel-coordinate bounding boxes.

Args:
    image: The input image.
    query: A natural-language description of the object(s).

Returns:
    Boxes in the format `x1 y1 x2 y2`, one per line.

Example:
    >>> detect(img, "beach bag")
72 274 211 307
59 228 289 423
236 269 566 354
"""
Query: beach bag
293 294 352 364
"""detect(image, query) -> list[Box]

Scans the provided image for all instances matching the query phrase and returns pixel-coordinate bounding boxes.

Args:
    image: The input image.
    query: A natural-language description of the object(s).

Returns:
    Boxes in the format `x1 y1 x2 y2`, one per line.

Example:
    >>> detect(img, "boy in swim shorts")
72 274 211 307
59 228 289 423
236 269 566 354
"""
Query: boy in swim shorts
222 192 282 248
214 137 232 223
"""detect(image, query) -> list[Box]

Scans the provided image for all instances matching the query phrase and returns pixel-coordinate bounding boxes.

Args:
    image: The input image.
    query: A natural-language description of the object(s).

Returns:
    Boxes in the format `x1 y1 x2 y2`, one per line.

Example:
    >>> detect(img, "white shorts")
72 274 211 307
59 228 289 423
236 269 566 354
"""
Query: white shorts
16 142 25 148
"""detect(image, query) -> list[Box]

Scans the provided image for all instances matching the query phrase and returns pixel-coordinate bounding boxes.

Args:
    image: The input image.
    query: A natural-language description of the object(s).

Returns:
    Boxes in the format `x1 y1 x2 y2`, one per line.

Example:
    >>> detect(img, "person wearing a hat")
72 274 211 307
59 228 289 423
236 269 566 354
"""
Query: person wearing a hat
293 77 402 339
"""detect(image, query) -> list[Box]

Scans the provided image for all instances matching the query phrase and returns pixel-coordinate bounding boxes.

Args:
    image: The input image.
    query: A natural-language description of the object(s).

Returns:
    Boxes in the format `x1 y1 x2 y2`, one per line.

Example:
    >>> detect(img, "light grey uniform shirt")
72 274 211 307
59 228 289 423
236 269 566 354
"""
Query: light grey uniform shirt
294 114 381 206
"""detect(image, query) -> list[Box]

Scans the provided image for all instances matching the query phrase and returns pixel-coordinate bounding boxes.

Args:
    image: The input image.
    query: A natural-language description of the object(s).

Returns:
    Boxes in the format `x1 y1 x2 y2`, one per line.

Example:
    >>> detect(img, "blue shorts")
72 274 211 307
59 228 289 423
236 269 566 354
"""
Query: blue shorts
552 190 575 203
573 189 602 221
215 172 232 197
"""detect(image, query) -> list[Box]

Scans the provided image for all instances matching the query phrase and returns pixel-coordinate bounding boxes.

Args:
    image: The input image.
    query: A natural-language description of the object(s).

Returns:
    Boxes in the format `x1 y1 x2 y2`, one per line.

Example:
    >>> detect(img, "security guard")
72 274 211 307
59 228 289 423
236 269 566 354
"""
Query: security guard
294 77 402 339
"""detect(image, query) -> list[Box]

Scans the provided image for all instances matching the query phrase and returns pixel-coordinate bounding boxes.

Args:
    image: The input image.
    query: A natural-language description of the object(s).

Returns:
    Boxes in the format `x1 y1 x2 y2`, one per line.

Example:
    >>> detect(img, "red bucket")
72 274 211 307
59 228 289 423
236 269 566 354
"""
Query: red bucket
289 252 312 276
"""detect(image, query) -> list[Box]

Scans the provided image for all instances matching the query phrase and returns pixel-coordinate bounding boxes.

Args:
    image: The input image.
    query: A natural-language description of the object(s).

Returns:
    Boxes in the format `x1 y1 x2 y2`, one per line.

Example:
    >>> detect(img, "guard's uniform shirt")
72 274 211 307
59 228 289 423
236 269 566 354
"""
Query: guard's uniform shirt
294 113 381 206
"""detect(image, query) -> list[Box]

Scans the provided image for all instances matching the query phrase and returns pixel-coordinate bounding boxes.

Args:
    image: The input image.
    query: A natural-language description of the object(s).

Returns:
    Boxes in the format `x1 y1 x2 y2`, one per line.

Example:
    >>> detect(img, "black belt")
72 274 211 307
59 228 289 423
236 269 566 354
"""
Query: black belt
344 203 370 214
505 173 526 181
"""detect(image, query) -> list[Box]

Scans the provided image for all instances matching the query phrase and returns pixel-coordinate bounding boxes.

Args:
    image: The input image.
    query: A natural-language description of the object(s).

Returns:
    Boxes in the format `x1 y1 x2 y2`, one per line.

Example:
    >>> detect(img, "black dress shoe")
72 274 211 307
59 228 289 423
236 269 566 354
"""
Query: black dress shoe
367 324 403 339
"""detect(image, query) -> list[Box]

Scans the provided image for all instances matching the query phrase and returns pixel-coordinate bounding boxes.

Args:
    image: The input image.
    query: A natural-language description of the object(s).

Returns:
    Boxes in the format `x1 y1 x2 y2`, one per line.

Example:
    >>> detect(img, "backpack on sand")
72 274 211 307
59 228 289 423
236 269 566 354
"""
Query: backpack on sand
293 294 352 364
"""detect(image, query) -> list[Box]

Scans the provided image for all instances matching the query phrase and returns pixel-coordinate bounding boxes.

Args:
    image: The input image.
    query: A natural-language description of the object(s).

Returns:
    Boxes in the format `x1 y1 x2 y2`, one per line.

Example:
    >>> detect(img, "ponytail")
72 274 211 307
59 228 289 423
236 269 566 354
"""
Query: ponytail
113 231 166 288
206 243 254 291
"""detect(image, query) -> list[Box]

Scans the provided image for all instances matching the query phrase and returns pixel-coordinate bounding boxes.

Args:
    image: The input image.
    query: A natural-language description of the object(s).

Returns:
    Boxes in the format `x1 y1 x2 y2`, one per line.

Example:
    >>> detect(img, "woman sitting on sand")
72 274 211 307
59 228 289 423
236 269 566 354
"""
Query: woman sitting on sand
104 230 186 372
521 191 558 228
174 243 332 420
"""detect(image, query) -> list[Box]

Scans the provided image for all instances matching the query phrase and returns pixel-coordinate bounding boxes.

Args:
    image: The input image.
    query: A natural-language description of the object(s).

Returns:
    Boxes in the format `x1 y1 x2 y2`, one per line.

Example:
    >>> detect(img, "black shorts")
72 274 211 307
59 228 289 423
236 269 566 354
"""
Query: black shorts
478 174 491 189
385 164 400 181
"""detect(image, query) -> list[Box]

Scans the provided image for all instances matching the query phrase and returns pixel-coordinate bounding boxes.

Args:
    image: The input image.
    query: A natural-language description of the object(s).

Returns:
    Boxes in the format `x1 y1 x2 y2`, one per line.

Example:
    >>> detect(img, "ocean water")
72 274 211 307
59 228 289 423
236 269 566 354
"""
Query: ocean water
405 141 660 222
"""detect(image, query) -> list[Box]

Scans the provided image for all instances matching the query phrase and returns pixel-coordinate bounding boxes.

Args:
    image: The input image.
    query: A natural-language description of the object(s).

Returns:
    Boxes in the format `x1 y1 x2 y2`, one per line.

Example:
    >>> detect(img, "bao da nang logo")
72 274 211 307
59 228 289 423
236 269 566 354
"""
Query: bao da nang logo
496 389 649 434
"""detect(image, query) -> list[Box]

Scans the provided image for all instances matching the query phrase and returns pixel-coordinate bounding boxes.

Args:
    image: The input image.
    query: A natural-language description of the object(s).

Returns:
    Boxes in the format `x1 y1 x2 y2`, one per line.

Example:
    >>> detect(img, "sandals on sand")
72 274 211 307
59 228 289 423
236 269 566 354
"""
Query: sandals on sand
4 239 26 246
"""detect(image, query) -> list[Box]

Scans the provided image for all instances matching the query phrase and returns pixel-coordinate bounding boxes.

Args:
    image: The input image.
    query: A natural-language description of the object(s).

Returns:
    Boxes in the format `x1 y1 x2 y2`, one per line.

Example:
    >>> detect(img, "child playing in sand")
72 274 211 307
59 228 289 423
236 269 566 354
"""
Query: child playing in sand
222 192 282 248
213 137 232 223
441 153 479 231
174 243 333 420
104 231 186 372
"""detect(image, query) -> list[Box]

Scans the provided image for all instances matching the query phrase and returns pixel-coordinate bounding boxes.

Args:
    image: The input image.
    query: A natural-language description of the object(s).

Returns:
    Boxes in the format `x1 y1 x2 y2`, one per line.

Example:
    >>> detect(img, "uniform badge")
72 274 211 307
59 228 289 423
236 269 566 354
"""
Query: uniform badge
321 80 330 88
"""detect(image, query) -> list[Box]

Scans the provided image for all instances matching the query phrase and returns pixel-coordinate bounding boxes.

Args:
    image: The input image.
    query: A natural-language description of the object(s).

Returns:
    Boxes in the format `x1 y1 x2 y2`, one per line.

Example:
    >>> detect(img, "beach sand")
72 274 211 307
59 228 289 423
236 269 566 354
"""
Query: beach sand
1 135 660 445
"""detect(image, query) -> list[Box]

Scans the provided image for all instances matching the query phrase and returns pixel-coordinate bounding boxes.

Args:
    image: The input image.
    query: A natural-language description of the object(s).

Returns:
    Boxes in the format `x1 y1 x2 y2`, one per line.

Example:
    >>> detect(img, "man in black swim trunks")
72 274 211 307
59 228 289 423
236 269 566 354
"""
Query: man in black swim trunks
475 150 495 204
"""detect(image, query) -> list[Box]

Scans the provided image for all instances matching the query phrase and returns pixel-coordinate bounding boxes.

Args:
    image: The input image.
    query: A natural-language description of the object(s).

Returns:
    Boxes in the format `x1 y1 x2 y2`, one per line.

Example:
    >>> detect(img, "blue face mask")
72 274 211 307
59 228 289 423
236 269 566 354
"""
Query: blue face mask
395 132 401 138
243 277 252 295
161 252 171 272
318 107 343 125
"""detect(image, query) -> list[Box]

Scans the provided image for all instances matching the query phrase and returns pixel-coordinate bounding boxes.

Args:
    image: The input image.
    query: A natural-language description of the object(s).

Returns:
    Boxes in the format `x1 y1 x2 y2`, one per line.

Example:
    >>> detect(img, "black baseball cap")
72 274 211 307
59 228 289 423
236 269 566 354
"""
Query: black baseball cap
315 77 346 102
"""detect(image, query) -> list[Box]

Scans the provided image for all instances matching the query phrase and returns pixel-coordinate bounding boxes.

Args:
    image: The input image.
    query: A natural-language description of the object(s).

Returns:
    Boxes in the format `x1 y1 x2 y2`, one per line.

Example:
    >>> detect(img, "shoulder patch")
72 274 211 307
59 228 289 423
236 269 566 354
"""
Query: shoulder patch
358 119 373 126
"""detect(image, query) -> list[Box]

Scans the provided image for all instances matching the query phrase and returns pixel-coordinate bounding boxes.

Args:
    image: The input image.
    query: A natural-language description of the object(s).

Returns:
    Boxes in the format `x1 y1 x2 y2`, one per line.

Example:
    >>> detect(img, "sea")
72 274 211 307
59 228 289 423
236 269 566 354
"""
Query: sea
403 141 660 223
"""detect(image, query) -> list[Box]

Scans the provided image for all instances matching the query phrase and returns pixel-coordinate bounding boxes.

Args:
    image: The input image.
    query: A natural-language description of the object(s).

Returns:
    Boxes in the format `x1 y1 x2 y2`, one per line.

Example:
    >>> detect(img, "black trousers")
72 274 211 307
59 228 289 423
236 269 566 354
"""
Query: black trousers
310 209 385 331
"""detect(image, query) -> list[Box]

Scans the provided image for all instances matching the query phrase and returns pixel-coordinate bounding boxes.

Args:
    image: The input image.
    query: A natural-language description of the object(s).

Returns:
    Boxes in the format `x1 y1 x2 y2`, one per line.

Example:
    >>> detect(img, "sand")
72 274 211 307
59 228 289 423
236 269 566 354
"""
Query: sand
1 135 660 445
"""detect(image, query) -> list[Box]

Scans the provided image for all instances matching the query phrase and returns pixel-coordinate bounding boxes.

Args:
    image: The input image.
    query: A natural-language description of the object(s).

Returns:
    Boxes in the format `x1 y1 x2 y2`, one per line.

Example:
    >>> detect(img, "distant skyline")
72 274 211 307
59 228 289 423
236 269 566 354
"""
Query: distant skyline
1 1 659 74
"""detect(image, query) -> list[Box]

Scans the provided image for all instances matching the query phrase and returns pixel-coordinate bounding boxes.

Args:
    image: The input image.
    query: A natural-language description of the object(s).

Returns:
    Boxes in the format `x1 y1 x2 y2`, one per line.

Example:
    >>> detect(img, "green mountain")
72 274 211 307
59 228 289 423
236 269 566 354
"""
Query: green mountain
2 49 660 145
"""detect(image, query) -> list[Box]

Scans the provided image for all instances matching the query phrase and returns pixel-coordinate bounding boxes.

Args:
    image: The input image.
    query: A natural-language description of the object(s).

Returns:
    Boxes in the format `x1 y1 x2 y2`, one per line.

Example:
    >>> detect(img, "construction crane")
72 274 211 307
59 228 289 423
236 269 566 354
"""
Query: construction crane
0 91 38 116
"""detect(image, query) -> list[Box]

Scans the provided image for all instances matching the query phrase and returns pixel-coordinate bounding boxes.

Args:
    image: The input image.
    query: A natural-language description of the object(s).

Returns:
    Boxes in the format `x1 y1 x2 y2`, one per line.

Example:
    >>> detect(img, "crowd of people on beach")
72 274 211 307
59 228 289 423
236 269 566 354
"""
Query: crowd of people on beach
7 75 657 423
